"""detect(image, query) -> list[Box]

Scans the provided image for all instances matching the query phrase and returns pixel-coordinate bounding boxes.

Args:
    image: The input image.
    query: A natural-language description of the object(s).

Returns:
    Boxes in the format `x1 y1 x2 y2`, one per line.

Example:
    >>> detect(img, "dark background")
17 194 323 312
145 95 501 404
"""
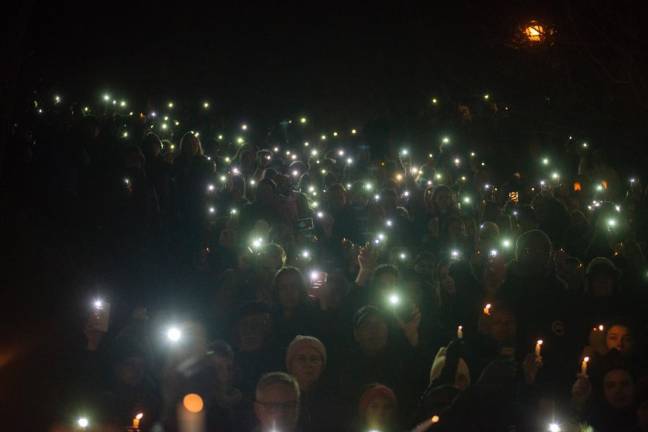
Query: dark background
2 0 648 427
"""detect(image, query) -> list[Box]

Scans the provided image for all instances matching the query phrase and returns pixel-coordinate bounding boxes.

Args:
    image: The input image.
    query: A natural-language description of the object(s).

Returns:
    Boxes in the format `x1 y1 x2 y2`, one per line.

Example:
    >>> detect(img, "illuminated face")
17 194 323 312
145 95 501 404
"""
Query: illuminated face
603 369 634 410
489 309 516 344
276 272 303 310
606 325 634 354
354 314 388 355
254 383 300 432
289 347 324 391
365 396 396 429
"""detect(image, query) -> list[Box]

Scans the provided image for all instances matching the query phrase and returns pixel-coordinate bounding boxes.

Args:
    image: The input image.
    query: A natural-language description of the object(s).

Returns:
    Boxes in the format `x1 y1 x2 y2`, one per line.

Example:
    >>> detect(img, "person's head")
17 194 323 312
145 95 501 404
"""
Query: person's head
430 185 454 215
258 243 287 274
358 384 398 429
353 306 389 356
209 340 235 389
123 145 145 170
254 372 300 432
606 324 635 355
437 259 456 297
179 132 203 156
484 302 516 345
113 355 147 387
141 133 163 158
285 336 327 392
603 368 635 410
369 264 399 299
235 303 273 352
273 267 306 310
428 340 471 391
586 257 620 297
414 252 437 278
515 229 552 276
321 272 351 310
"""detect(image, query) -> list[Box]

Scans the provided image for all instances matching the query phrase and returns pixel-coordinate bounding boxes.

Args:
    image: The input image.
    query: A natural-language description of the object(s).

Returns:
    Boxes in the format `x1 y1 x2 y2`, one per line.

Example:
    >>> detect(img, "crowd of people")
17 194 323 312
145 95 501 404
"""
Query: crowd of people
5 94 648 432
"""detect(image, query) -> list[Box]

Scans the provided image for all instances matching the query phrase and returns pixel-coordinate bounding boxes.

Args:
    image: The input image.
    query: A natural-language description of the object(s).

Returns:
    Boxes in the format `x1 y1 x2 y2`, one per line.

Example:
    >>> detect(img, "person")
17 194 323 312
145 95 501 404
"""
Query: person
254 372 301 432
354 383 399 432
271 267 322 349
285 335 342 432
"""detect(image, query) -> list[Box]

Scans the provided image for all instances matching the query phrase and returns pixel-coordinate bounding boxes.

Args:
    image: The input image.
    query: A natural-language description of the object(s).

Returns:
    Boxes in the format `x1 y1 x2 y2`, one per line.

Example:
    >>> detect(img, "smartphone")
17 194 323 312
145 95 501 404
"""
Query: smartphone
309 270 328 289
90 301 111 333
296 217 315 232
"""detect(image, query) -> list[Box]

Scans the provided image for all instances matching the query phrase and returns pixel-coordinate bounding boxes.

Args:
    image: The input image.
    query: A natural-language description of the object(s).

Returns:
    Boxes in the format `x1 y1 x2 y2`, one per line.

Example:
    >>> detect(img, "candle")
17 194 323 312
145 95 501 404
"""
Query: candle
580 356 590 377
457 325 463 339
483 303 492 316
132 412 143 430
535 339 543 357
179 393 205 432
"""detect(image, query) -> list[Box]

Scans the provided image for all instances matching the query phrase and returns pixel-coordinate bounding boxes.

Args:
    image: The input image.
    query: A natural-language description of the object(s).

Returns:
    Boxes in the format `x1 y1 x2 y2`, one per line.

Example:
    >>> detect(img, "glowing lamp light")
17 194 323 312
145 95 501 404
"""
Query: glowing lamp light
551 172 560 180
450 249 460 259
470 152 476 157
403 190 410 197
83 106 89 113
304 141 310 147
77 417 89 429
501 238 512 249
93 299 104 310
388 293 400 306
548 423 561 432
232 167 241 175
249 179 256 186
333 131 338 137
524 21 545 42
230 208 238 215
435 173 443 180
122 131 129 138
489 249 498 257
167 326 182 342
168 101 174 109
337 149 345 156
292 170 300 177
454 157 461 166
316 211 324 219
300 117 307 124
251 237 264 249
351 129 357 134
411 167 419 175
119 100 127 107
630 177 636 184
183 394 204 413
346 157 354 165
399 252 407 260
460 176 467 182
607 218 617 228
385 219 393 227
150 111 157 118
160 123 168 130
207 184 215 192
483 303 492 316
320 134 327 140
124 178 131 186
203 101 210 109
462 196 471 204
102 93 111 102
208 206 216 214
374 194 381 201
428 153 434 159
483 93 490 100
395 173 404 182
54 95 62 104
364 182 374 191
441 136 450 144
431 97 438 104
311 149 319 157
310 271 321 281
400 148 409 156
582 142 589 149
542 157 550 165
236 137 245 144
301 250 310 259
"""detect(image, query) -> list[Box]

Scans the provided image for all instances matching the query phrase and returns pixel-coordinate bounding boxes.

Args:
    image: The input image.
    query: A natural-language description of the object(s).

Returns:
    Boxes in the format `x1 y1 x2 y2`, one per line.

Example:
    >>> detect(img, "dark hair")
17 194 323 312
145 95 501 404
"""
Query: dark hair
272 266 307 301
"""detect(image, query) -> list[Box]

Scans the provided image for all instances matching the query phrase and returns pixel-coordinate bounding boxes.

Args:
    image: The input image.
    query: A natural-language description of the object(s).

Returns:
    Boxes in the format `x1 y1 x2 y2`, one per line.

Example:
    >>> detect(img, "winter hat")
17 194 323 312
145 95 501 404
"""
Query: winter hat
358 384 397 415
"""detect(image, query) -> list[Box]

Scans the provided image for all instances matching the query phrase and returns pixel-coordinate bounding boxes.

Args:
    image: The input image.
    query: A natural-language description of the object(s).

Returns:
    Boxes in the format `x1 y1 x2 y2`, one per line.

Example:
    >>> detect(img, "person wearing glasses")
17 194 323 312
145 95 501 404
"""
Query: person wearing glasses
254 372 301 432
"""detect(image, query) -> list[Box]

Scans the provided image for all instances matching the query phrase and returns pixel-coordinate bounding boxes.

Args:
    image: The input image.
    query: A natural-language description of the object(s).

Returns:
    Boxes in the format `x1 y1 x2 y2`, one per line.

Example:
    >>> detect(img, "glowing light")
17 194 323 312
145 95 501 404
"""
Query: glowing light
83 106 89 113
428 153 434 159
321 134 327 140
321 169 327 175
167 327 182 342
208 206 216 214
607 218 617 228
431 97 438 104
251 237 264 249
102 93 111 102
470 152 476 157
163 116 169 121
207 184 215 192
316 211 324 219
304 141 310 147
454 157 461 166
346 157 353 165
483 303 492 315
292 170 299 177
460 176 467 182
462 196 471 204
501 238 512 248
364 182 373 191
483 93 490 100
551 172 560 180
431 416 440 424
400 148 409 156
395 173 404 182
203 101 210 109
337 149 345 156
168 101 174 109
435 173 443 180
411 167 419 175
333 131 338 137
224 157 231 164
403 190 410 197
385 219 393 227
119 100 127 107
249 179 256 186
399 252 407 260
615 205 621 212
230 208 238 215
175 121 180 126
524 21 545 42
54 95 61 104
77 417 89 429
124 178 131 186
374 194 381 201
542 157 550 165
489 249 498 257
300 117 307 124
232 167 240 175
484 183 491 190
351 129 357 134
388 293 400 305
236 137 245 144
582 142 589 149
441 136 450 144
450 249 460 259
122 131 129 138
93 299 104 310
273 146 280 152
630 177 636 184
311 149 319 157
217 134 224 140
548 423 561 432
150 111 157 118
183 394 204 413
311 201 319 208
160 123 168 130
301 250 310 259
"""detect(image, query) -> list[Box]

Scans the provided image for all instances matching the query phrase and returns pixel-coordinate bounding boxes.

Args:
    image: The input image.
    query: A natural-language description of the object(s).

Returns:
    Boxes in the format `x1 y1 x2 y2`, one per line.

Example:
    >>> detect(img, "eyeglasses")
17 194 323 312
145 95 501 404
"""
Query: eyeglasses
255 400 299 412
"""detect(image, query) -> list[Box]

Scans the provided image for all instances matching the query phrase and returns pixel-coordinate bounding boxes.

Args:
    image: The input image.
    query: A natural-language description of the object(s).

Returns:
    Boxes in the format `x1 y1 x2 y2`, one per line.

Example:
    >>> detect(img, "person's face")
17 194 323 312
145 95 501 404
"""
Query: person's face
277 273 303 309
603 369 634 410
590 273 615 297
374 272 398 294
489 310 516 344
414 256 436 277
212 354 234 389
365 396 395 429
260 251 284 274
606 325 634 354
238 313 271 352
448 220 467 241
254 383 300 432
289 347 324 391
518 237 550 276
329 187 347 209
354 314 389 356
439 265 456 296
